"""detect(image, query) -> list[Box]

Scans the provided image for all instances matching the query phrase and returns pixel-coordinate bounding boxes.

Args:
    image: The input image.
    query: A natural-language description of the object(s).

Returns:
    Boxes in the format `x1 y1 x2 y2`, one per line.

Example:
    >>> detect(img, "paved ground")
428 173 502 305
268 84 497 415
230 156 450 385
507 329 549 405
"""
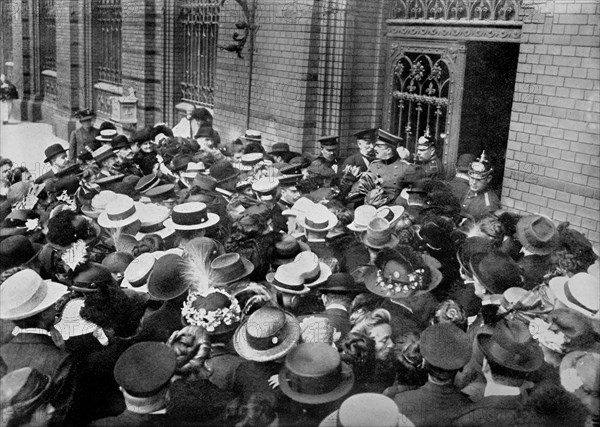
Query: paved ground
0 120 66 181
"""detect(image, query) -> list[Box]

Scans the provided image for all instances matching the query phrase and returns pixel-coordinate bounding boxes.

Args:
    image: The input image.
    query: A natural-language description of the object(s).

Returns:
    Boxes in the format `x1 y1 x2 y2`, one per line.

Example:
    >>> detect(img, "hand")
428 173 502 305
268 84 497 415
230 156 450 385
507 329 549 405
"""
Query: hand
343 165 362 179
268 374 280 389
397 146 410 160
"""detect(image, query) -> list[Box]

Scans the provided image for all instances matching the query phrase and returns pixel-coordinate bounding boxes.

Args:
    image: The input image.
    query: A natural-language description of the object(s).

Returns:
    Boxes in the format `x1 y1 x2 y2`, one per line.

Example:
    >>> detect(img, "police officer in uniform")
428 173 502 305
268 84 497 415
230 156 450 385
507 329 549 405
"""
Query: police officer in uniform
312 135 340 173
461 151 500 220
412 130 444 180
366 129 412 201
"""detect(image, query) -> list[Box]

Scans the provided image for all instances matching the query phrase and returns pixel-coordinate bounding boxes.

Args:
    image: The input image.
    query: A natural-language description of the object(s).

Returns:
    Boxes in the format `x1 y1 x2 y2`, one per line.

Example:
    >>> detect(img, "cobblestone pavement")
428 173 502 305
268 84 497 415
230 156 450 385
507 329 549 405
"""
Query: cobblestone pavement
0 120 66 181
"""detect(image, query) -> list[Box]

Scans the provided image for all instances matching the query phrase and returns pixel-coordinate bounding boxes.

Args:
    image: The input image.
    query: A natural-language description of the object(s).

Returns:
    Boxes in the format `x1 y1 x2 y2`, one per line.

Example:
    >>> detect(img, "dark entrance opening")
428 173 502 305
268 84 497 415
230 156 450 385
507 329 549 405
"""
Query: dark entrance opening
458 41 520 191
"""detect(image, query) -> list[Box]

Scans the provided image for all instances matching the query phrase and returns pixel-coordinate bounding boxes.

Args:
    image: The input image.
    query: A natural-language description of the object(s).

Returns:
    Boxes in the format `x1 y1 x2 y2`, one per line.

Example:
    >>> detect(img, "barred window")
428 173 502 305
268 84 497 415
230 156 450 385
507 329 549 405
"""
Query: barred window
39 0 56 71
178 0 220 107
95 0 122 84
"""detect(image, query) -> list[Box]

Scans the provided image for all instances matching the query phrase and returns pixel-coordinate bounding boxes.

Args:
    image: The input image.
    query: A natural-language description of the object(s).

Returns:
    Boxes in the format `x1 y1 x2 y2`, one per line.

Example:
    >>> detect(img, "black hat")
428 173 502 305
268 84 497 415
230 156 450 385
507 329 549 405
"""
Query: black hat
354 128 378 142
470 251 523 294
278 174 303 188
43 144 67 163
317 273 363 295
420 323 472 370
195 126 216 139
74 109 94 121
279 163 303 175
375 129 403 148
209 161 240 183
147 254 190 300
318 135 339 149
171 154 192 173
270 142 291 154
114 342 177 397
0 236 42 272
71 262 114 293
111 135 130 151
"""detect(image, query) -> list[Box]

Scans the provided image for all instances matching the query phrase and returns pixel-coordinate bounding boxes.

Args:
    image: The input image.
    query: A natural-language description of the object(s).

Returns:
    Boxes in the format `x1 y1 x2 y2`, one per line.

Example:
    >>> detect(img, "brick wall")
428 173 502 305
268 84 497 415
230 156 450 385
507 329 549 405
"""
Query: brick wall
502 0 600 244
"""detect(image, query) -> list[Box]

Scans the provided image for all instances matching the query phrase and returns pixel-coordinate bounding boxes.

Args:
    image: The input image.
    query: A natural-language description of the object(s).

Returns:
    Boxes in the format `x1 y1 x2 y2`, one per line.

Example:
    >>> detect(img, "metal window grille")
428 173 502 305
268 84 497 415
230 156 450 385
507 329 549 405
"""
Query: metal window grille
95 0 122 84
178 0 220 107
40 0 56 71
391 52 450 153
315 0 347 142
1 2 13 65
392 0 521 21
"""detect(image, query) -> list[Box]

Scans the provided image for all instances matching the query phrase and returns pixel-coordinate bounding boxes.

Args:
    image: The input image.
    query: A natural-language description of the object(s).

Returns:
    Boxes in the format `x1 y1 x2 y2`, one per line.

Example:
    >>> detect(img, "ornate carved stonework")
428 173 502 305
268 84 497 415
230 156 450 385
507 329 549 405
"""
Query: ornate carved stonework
391 0 521 21
387 22 522 42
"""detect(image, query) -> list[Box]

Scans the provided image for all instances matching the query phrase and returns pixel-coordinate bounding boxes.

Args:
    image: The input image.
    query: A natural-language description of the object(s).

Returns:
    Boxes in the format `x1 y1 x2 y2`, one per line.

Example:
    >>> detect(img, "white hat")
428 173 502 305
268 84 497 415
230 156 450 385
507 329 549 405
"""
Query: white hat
0 270 67 320
347 205 376 232
163 202 220 231
297 204 338 232
97 196 139 229
549 273 599 318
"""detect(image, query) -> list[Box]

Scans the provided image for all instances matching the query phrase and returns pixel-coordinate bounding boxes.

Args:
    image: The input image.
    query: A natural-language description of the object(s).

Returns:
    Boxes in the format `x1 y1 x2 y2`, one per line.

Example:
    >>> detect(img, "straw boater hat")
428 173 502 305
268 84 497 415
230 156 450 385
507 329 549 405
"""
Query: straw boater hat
244 130 262 144
297 204 338 232
209 253 254 287
121 252 156 293
134 203 174 240
293 252 332 287
97 196 139 229
238 153 264 171
81 190 120 219
95 129 118 143
347 205 377 232
279 342 354 405
181 162 206 179
0 269 67 321
319 393 405 427
267 263 310 295
549 273 599 319
360 218 399 250
516 215 558 255
233 305 300 362
375 205 405 228
163 202 220 231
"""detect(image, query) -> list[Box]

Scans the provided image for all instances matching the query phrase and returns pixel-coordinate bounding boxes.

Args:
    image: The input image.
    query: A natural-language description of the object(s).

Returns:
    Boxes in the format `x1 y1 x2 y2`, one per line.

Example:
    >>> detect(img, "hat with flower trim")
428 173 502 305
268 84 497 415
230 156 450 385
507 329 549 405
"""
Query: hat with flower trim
181 288 242 335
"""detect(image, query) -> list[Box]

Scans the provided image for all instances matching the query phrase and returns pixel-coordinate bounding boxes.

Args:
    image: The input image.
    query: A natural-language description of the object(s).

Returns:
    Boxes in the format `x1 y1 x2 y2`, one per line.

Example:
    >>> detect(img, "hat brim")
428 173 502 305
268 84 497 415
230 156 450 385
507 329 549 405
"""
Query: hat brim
361 233 400 250
364 260 443 299
272 243 312 266
306 263 332 288
347 222 369 232
80 206 103 220
516 224 557 256
144 184 175 198
1 279 67 321
376 205 405 228
279 362 354 405
0 227 27 238
297 213 339 232
477 333 543 373
120 278 149 294
233 312 300 362
548 276 596 318
97 211 140 229
95 174 125 186
211 257 254 287
135 226 175 241
266 273 310 295
163 212 220 231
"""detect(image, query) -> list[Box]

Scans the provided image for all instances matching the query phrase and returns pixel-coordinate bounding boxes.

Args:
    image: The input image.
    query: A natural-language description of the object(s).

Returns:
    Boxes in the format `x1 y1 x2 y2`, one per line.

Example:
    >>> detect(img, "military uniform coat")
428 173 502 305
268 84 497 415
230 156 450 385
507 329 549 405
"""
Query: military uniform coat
461 189 500 220
367 155 413 201
69 126 99 161
413 155 444 180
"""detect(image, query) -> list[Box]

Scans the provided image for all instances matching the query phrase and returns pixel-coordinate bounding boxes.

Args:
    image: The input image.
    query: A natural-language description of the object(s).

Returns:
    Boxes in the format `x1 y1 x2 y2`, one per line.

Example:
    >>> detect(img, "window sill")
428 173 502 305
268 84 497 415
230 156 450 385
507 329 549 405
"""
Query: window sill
94 81 123 96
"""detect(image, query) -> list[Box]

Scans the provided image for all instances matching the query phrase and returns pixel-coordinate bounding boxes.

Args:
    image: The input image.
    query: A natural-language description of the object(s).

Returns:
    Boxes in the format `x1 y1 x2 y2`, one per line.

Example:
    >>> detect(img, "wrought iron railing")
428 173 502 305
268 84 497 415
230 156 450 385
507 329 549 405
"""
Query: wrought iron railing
391 52 450 153
95 0 122 84
40 0 56 71
178 0 220 107
391 0 521 21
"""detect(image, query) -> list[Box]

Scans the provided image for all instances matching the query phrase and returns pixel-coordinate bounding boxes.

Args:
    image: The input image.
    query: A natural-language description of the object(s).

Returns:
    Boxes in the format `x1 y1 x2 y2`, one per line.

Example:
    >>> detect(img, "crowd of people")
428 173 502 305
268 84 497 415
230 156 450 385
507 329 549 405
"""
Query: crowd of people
0 107 598 427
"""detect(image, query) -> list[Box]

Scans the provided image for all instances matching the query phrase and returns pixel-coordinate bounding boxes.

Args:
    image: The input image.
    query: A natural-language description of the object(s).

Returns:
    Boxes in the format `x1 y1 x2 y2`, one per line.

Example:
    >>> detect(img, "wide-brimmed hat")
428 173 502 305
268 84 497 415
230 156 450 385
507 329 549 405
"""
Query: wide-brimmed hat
244 129 262 143
267 263 310 295
43 144 67 163
376 205 405 228
421 323 472 370
121 252 155 293
147 254 189 301
319 393 404 427
114 342 177 397
279 342 354 405
92 145 116 164
95 129 118 143
0 368 53 417
0 236 42 272
233 305 300 362
549 273 599 319
97 196 139 229
516 215 558 255
164 202 220 231
182 288 242 335
81 190 119 219
135 173 161 193
293 252 332 287
317 273 364 295
71 262 114 293
361 218 399 249
364 248 442 299
456 236 493 274
271 234 311 266
134 203 174 240
347 205 376 232
111 135 130 151
270 142 291 154
209 160 240 183
477 318 544 373
297 204 338 232
193 174 218 192
102 251 134 276
282 197 315 217
74 108 94 121
559 351 600 395
470 251 523 295
0 269 67 320
210 253 254 287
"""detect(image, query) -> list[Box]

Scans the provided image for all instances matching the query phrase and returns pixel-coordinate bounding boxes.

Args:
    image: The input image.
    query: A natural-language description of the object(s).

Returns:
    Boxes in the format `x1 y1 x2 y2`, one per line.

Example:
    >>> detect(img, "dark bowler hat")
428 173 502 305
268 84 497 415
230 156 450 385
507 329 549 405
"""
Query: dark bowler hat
43 144 67 163
279 342 354 404
209 160 240 183
233 305 300 362
375 129 403 148
71 262 114 293
170 154 192 173
318 135 339 149
147 254 189 301
317 273 364 295
210 253 254 287
470 251 523 294
354 128 378 142
477 318 543 373
182 288 242 335
0 236 42 272
114 342 177 397
111 135 130 151
270 142 291 154
420 323 472 370
271 234 311 266
0 367 52 414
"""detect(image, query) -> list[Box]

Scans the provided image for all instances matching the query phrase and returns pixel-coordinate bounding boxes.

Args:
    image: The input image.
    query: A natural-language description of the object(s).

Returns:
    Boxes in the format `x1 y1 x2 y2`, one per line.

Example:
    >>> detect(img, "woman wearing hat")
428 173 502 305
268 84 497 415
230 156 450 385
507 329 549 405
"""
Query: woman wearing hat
0 368 56 427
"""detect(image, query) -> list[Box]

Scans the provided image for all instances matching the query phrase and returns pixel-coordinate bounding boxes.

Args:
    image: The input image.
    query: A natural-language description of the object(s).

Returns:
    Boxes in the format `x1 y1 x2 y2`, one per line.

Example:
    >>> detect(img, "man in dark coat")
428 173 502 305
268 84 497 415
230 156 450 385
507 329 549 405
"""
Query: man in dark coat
393 323 473 426
340 128 377 175
0 269 76 426
68 109 99 161
316 273 362 342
